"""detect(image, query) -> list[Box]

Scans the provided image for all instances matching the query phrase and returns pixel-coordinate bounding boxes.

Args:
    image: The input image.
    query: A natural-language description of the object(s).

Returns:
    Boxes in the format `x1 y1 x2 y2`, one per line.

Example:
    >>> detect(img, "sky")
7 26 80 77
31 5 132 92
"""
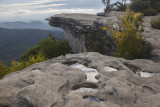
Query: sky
0 0 128 22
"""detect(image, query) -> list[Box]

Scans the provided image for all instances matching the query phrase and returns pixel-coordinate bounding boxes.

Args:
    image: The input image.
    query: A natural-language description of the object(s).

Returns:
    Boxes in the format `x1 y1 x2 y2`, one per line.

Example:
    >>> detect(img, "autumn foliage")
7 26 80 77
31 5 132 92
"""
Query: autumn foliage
104 10 151 59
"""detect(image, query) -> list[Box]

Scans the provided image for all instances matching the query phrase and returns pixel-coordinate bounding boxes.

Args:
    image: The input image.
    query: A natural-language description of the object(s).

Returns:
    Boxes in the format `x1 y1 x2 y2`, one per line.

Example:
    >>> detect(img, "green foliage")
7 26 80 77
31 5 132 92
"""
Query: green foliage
0 36 72 79
0 60 10 79
143 8 158 16
105 10 152 59
10 53 47 72
138 43 153 58
151 1 160 12
20 45 40 61
112 2 127 11
129 0 159 16
150 18 160 30
20 36 72 60
38 37 72 59
86 31 108 53
0 53 47 79
102 0 112 13
130 0 150 12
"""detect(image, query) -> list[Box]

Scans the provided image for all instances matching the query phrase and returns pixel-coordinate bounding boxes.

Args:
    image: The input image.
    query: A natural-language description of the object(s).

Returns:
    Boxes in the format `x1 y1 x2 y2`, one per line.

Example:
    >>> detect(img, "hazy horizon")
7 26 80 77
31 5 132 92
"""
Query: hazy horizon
0 0 130 22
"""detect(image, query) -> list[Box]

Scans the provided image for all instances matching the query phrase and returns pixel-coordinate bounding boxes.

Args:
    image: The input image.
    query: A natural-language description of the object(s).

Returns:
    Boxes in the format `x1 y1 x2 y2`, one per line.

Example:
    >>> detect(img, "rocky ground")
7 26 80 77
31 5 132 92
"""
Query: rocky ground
0 52 160 107
143 14 160 62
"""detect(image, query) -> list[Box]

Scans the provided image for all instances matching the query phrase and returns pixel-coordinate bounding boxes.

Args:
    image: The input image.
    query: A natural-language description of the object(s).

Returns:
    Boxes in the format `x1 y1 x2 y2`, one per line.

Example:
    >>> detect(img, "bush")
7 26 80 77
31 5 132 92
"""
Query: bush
151 1 160 12
143 8 158 16
20 36 72 60
10 53 47 72
104 10 152 59
0 60 10 79
0 53 47 79
150 18 160 30
86 31 108 54
0 36 72 79
38 37 72 59
130 0 150 12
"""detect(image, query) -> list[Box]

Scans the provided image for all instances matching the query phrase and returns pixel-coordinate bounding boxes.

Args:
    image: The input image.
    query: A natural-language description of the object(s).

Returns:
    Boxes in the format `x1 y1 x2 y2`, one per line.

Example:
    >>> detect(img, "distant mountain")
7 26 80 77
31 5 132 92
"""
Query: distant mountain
0 27 65 64
0 21 62 31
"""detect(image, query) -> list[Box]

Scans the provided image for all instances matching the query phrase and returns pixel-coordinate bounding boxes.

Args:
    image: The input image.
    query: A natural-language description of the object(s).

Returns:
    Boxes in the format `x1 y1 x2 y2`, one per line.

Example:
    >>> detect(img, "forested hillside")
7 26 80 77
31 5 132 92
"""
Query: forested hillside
0 27 64 64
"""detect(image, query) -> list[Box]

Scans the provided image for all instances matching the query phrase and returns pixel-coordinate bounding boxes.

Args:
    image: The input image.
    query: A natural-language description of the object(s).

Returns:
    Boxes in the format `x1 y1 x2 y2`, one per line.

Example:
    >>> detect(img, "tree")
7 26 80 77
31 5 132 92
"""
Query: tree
102 0 111 14
0 60 10 79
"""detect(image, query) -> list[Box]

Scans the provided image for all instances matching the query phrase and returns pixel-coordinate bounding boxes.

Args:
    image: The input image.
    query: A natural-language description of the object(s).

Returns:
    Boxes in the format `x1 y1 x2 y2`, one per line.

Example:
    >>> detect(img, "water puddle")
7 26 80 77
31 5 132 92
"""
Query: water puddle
84 96 104 103
71 63 99 82
71 88 97 93
105 67 118 72
139 72 154 78
123 62 154 78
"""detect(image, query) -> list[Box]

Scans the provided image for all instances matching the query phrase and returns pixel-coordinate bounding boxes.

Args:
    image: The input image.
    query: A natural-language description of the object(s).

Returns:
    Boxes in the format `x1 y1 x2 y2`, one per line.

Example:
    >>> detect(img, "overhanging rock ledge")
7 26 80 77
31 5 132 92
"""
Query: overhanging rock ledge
46 13 118 54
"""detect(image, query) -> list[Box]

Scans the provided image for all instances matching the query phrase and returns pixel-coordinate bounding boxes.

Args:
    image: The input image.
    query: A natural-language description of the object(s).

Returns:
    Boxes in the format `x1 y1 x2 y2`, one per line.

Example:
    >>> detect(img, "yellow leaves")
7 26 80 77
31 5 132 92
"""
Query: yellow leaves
102 27 107 31
103 9 144 59
133 12 143 21
150 18 160 29
9 53 47 73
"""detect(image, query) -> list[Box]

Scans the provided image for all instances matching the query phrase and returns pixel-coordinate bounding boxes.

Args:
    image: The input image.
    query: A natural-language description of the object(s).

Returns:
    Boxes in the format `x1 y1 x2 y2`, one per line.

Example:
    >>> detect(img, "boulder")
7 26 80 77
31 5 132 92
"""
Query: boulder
0 52 160 107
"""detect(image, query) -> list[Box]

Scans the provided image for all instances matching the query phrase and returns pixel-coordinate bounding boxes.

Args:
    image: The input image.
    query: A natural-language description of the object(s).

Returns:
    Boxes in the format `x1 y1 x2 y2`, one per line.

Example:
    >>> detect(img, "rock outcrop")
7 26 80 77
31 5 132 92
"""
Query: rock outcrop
46 13 160 62
0 52 160 107
46 13 118 54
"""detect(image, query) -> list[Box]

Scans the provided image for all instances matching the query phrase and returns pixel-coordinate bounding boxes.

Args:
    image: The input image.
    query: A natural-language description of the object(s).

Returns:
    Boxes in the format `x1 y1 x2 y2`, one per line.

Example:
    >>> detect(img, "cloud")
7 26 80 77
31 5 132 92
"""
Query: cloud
0 0 104 22
0 0 66 11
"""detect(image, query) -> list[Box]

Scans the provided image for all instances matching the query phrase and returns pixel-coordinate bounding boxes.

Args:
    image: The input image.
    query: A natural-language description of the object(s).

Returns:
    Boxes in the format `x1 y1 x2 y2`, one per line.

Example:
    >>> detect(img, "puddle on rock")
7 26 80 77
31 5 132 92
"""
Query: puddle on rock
84 96 104 103
139 72 154 78
71 88 97 93
123 62 154 78
71 63 99 82
105 67 118 72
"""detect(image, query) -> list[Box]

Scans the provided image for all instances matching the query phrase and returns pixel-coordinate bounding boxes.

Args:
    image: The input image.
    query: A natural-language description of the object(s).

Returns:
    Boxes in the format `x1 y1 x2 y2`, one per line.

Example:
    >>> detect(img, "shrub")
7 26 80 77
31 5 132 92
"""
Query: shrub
0 36 72 79
86 31 108 54
10 53 47 72
143 8 158 16
39 37 72 59
0 53 47 79
151 1 160 12
130 0 150 12
0 60 10 79
150 18 160 30
104 10 152 59
20 36 72 60
20 45 40 61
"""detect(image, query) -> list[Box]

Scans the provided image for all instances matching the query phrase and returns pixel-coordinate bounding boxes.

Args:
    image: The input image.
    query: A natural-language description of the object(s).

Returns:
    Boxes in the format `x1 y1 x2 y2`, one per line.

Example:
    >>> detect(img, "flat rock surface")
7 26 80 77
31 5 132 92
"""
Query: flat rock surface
143 14 160 62
46 13 118 32
0 52 160 107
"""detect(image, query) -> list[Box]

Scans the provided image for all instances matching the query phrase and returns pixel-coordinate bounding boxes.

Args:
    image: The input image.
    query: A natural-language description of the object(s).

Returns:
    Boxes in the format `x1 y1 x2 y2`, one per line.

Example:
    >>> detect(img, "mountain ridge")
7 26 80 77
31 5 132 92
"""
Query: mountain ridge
0 21 63 31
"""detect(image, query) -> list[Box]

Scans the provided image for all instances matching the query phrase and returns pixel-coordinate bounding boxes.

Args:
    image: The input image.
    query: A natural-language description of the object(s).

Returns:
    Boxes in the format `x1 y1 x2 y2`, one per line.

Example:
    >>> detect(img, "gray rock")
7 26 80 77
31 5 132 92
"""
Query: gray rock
143 14 160 62
46 13 117 54
0 52 160 107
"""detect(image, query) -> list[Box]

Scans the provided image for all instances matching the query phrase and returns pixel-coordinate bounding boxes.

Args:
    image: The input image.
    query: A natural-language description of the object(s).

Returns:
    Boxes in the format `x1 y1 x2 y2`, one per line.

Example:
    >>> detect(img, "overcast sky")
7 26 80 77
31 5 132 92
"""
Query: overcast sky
0 0 128 22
